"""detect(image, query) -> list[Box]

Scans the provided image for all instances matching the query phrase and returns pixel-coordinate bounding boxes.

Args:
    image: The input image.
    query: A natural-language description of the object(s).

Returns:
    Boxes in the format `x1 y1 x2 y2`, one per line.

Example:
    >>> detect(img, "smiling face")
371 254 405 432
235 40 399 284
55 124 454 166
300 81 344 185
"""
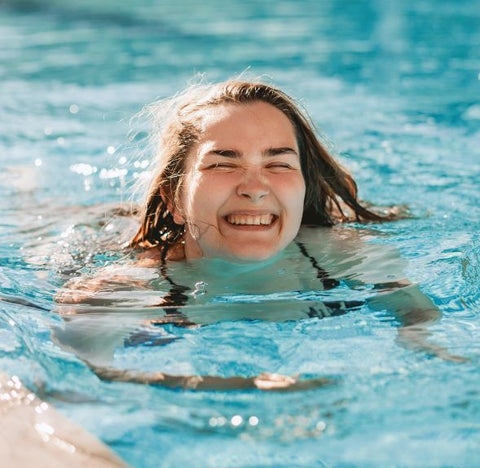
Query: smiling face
174 101 306 261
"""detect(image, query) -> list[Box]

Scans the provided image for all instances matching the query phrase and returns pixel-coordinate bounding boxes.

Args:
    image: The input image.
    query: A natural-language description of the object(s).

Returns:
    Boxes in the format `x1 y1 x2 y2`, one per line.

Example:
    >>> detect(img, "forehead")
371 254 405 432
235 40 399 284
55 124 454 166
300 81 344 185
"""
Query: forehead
196 101 297 146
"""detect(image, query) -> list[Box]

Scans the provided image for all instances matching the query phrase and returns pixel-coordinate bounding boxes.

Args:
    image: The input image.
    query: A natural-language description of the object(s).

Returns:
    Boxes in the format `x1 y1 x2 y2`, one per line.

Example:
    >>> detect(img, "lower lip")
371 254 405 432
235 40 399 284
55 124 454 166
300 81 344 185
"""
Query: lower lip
222 216 278 231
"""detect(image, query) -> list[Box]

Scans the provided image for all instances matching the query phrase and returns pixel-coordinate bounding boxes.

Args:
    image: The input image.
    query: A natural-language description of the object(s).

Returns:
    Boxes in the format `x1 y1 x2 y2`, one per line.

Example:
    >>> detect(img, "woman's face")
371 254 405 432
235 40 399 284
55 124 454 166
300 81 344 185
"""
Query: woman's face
176 101 306 261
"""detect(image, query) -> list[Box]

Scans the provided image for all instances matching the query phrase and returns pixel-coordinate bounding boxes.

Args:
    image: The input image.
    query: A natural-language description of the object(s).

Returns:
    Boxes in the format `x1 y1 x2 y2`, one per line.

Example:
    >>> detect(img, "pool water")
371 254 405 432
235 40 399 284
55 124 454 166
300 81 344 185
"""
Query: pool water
1 0 480 466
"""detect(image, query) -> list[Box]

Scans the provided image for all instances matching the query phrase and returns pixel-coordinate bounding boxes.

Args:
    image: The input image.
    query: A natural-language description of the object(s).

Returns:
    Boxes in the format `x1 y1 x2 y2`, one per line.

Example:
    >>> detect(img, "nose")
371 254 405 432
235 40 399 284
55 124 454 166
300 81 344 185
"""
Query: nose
237 169 269 202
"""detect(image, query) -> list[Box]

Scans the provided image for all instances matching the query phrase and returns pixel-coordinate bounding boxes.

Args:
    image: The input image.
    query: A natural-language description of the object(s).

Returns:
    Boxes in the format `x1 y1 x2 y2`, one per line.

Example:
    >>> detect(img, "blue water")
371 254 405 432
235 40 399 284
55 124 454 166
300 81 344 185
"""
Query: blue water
1 1 480 466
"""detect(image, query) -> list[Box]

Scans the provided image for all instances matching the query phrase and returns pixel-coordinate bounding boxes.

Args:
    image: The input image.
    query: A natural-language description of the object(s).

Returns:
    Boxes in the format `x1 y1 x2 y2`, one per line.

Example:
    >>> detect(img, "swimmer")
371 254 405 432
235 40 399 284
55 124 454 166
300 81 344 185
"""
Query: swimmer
55 80 465 390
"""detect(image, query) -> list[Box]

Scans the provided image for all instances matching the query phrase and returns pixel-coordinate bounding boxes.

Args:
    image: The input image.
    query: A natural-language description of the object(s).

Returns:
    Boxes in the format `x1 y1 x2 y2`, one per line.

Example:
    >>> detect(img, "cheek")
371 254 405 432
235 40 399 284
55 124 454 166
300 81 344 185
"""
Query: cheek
296 178 307 205
282 177 306 233
276 175 306 209
179 174 199 221
183 173 231 220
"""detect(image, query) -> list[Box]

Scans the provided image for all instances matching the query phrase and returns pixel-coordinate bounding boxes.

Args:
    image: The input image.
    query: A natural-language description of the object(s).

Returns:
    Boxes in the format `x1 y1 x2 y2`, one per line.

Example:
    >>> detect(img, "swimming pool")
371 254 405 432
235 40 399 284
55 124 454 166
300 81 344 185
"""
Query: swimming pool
1 0 479 466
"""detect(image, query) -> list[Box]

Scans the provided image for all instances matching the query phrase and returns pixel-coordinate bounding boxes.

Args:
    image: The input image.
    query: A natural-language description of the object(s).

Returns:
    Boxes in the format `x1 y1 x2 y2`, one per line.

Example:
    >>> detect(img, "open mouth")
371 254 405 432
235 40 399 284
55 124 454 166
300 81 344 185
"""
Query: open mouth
224 213 277 226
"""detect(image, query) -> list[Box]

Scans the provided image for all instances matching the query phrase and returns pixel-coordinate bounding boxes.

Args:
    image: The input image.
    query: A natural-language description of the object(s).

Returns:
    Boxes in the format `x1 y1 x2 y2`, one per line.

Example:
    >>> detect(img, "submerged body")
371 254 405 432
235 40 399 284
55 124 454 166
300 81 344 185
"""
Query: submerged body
54 221 464 390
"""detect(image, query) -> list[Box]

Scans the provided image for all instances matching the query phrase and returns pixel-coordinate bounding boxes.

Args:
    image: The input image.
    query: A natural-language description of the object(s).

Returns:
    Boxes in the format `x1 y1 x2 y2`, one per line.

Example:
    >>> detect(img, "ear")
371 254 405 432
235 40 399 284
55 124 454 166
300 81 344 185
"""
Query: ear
160 187 184 225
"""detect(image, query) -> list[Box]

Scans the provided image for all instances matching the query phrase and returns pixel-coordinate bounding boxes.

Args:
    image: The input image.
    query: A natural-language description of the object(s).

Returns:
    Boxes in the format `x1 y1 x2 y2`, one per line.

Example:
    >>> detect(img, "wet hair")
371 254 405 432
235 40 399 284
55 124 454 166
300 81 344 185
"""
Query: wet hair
131 80 399 253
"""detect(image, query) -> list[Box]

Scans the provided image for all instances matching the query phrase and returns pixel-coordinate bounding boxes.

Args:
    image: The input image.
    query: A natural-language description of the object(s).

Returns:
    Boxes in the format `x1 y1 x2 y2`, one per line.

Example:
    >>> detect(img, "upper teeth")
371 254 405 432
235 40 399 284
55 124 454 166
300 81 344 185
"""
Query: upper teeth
226 214 273 225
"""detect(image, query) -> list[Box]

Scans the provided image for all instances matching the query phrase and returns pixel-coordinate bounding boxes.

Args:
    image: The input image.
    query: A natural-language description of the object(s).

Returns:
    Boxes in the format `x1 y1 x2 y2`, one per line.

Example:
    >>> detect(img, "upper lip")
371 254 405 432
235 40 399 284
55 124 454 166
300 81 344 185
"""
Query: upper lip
223 210 278 216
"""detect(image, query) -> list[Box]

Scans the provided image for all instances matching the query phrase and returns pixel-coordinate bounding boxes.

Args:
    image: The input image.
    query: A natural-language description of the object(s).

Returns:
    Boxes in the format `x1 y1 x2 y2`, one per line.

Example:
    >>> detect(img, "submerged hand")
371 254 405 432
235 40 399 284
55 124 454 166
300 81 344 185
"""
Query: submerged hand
253 373 297 390
398 325 469 363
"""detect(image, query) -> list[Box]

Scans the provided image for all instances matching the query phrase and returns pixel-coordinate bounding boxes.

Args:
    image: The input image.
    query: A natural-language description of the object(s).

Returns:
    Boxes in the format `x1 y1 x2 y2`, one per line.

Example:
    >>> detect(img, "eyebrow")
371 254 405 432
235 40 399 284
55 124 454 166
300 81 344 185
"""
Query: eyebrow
206 147 299 158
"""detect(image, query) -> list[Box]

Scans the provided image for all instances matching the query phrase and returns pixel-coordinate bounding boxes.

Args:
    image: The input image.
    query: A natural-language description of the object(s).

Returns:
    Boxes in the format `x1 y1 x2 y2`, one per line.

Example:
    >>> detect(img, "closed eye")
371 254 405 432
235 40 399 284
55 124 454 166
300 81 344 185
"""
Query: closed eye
266 162 295 171
204 162 238 170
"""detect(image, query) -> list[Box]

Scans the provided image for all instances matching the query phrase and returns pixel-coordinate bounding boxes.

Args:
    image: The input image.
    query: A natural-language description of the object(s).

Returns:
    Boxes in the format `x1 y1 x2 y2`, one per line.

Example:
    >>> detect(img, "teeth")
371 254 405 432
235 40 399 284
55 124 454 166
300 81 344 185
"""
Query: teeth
226 214 274 225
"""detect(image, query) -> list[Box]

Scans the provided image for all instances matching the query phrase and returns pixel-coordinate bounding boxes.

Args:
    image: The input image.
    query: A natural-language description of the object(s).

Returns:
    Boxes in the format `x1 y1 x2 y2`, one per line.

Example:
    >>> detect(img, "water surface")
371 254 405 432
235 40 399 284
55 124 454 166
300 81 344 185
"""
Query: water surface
1 1 479 466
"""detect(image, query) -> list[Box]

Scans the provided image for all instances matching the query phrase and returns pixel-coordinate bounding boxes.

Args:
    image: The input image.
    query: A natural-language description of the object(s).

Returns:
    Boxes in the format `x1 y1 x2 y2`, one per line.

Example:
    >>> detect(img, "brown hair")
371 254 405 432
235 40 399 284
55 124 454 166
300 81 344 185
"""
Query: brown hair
131 80 398 253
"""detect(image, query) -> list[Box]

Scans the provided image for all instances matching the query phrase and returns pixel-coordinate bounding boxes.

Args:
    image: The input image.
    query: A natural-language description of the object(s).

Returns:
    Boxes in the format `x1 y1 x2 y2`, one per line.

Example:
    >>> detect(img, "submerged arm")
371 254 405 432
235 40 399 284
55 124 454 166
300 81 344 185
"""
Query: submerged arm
90 363 333 392
298 227 467 363
368 282 467 362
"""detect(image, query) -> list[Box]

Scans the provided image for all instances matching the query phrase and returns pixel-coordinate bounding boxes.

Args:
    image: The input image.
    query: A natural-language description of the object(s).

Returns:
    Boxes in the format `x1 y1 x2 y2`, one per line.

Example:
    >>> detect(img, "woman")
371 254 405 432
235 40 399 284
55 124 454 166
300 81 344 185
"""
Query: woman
55 80 464 392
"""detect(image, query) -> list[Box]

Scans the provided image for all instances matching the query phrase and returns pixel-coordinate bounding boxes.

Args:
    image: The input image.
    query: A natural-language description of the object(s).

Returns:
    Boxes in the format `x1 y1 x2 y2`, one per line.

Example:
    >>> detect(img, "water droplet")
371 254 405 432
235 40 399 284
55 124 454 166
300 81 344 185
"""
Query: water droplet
69 104 79 114
11 376 21 388
192 281 207 297
35 422 54 436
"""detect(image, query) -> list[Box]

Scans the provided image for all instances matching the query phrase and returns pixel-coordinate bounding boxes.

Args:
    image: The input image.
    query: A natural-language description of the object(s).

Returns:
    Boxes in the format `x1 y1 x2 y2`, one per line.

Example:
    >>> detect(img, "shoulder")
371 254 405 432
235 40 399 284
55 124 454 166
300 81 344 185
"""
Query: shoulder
136 246 164 266
136 243 185 265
